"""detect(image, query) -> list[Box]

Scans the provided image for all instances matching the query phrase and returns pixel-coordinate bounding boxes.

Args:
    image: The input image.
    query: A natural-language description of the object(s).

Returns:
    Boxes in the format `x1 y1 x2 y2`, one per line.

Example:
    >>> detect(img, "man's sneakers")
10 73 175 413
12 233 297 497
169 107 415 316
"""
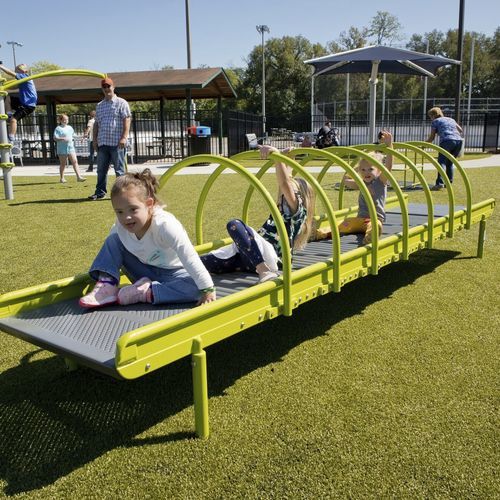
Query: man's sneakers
88 193 106 200
117 277 153 305
79 281 118 309
431 184 445 191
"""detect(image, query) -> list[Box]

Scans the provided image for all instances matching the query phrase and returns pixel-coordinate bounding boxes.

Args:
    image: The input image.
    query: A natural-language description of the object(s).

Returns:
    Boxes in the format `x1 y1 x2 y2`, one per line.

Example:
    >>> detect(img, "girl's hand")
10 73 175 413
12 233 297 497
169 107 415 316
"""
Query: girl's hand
258 144 279 160
379 130 393 147
197 290 216 306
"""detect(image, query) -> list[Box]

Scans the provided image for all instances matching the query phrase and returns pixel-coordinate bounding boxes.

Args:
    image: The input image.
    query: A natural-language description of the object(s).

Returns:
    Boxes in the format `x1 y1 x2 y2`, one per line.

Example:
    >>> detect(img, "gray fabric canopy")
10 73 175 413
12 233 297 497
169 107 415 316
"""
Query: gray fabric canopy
304 45 460 141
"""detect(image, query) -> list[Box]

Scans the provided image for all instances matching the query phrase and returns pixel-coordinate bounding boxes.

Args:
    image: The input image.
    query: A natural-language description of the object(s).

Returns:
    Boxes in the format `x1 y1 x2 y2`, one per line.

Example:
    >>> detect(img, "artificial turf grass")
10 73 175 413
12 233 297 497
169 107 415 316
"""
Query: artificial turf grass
0 167 498 498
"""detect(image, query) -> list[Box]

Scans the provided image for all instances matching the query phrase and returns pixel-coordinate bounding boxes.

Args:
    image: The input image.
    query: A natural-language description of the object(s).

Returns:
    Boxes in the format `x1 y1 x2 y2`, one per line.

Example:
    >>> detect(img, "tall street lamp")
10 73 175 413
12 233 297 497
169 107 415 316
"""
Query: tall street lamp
185 0 193 126
6 41 23 68
454 0 465 123
256 25 270 135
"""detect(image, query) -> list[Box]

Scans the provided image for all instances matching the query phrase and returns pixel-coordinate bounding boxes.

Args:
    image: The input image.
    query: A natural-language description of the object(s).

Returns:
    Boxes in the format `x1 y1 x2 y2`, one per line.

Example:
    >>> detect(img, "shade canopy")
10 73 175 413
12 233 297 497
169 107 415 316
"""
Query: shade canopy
305 45 460 78
305 45 460 141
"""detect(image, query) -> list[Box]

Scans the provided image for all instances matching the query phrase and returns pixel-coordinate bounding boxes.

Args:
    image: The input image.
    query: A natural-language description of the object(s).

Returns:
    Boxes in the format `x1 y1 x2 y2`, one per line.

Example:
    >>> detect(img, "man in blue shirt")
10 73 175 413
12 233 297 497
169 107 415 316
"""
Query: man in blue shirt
0 62 37 140
88 77 131 200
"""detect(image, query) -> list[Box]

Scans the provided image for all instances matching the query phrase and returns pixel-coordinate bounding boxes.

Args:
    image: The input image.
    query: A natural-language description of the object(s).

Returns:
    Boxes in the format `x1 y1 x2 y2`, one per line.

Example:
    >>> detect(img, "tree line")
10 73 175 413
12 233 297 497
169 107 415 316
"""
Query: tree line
23 12 500 120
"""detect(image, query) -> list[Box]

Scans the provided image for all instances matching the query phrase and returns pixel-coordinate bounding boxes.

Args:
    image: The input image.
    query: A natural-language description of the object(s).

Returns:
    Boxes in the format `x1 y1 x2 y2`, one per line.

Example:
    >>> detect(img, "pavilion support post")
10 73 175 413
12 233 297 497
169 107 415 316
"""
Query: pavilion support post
45 97 57 161
368 61 380 143
160 98 166 157
217 96 223 155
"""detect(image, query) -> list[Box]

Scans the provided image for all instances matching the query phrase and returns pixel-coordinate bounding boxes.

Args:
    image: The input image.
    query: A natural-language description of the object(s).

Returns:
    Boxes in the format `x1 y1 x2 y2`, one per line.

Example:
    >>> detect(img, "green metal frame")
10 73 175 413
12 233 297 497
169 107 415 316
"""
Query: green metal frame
0 144 496 439
0 69 106 200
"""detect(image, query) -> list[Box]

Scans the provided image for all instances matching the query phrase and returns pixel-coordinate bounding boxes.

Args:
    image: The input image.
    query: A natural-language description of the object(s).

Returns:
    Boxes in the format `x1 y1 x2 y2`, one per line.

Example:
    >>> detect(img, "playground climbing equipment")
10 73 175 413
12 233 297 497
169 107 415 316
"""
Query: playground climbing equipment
0 69 105 200
0 145 495 438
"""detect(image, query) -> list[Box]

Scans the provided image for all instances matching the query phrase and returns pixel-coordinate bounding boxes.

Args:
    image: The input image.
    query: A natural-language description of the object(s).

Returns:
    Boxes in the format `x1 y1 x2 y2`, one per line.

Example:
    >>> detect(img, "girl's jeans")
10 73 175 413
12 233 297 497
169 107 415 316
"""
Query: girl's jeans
435 139 463 187
89 233 200 304
200 219 265 273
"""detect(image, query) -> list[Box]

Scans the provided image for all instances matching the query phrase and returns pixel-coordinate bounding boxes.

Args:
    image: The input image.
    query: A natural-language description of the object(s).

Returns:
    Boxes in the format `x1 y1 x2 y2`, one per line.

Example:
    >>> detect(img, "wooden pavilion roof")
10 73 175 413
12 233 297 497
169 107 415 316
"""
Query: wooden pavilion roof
9 67 237 104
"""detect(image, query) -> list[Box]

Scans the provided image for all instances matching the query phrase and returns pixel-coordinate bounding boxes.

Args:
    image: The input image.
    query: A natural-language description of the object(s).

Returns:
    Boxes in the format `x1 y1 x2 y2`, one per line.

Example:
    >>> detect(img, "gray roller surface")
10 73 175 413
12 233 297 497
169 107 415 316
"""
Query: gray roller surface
0 204 457 373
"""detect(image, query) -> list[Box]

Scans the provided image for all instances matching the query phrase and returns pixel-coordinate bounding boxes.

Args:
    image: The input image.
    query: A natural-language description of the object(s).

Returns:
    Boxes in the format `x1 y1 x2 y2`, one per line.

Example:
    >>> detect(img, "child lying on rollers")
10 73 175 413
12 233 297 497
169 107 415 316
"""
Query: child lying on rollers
200 145 316 283
316 130 393 244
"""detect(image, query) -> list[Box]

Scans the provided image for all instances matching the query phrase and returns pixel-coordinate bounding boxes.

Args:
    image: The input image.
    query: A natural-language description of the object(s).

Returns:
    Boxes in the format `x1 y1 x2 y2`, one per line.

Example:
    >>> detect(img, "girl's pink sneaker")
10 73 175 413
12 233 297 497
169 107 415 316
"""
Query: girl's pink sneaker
117 277 153 305
79 281 119 309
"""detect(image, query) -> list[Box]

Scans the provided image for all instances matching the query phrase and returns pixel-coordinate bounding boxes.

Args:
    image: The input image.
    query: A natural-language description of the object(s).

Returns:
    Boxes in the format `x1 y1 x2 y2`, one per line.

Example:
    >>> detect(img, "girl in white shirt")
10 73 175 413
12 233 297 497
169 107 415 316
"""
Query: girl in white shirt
80 169 216 308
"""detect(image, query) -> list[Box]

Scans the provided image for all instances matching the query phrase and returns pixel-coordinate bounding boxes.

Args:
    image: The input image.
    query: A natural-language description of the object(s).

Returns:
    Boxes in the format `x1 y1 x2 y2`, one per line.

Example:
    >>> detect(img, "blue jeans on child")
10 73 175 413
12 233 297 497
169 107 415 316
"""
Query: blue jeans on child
89 233 200 304
200 219 265 273
435 139 463 187
94 145 126 197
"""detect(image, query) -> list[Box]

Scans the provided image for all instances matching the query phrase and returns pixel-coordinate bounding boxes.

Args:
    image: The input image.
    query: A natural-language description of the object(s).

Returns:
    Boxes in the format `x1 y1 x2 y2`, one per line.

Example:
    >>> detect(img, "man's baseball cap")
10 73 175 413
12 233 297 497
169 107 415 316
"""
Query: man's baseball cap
101 77 114 87
16 63 29 72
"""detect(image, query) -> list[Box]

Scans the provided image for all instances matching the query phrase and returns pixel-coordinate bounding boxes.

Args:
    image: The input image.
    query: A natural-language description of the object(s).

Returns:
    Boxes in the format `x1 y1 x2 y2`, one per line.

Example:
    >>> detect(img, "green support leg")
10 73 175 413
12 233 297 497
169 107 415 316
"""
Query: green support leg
192 338 209 438
477 217 487 258
64 357 79 372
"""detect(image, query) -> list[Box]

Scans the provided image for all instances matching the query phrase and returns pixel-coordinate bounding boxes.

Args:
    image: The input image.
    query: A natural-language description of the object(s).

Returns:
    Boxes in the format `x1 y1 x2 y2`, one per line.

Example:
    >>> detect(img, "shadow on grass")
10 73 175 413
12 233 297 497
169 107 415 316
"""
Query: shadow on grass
8 197 105 206
0 248 459 495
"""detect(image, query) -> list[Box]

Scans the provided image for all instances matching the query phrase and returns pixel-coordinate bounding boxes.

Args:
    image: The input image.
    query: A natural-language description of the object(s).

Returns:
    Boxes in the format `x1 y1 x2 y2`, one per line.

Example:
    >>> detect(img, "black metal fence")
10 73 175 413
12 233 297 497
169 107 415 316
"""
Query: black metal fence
14 110 500 165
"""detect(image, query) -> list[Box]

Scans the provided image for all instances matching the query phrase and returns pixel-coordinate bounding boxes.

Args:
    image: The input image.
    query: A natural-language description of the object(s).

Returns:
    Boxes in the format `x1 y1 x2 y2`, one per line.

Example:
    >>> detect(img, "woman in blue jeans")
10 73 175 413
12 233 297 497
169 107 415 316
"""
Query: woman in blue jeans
426 106 464 190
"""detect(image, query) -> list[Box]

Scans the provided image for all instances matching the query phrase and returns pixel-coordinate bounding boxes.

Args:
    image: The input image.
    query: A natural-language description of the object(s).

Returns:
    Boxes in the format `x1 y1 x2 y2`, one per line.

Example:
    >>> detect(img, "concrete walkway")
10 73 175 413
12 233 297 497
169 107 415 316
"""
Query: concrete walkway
3 154 500 178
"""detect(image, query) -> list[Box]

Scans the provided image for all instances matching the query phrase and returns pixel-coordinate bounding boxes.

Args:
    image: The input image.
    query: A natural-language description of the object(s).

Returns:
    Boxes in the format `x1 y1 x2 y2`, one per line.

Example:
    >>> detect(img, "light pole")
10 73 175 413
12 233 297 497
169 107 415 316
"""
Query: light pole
454 0 465 123
6 41 23 68
184 0 193 127
256 25 270 135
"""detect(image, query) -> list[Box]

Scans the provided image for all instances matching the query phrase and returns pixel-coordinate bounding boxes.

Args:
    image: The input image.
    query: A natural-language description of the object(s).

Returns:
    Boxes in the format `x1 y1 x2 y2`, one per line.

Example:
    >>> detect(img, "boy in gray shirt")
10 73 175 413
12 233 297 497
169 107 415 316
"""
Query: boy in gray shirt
317 130 393 244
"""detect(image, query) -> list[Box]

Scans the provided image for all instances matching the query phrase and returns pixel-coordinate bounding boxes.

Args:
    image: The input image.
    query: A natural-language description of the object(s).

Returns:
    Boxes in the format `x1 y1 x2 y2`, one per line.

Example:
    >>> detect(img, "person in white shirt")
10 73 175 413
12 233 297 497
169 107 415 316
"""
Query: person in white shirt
80 169 216 308
83 110 96 172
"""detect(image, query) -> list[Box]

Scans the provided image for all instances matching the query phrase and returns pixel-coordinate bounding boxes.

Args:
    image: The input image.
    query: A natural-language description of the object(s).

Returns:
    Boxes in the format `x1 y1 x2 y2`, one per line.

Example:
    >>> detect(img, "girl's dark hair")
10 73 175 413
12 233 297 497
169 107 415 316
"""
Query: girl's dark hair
111 168 162 205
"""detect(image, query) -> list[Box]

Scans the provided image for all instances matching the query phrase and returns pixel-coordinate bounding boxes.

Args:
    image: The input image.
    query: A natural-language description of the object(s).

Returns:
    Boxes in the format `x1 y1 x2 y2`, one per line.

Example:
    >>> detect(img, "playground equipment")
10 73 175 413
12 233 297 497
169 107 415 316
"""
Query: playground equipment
0 145 495 438
0 69 106 200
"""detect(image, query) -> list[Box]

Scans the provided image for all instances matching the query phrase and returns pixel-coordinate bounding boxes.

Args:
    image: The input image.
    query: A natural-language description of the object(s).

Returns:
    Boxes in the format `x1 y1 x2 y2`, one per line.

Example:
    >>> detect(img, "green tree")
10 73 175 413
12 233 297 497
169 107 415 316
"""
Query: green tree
30 60 63 74
338 26 368 50
237 35 325 119
366 11 403 45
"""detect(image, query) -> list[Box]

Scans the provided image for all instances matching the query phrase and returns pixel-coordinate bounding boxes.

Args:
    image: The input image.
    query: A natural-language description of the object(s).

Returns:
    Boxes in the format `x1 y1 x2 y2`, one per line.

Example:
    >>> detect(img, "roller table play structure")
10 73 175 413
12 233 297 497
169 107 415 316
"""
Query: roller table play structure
0 145 495 438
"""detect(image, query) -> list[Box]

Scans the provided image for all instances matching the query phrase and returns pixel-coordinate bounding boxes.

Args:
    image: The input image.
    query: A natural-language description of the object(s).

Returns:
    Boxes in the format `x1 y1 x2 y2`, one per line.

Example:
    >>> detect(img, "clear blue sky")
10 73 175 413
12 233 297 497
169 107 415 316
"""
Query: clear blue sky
2 0 499 73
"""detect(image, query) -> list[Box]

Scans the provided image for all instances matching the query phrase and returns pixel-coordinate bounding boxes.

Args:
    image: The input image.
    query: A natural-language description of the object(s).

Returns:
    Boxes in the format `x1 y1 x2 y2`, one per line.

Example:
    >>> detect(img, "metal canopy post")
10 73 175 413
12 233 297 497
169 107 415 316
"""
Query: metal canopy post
368 61 380 143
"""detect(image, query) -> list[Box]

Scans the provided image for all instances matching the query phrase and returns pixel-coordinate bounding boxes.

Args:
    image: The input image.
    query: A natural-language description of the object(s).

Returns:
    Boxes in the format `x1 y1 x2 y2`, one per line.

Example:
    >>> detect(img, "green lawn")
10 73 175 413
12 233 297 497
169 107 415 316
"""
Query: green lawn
0 164 498 498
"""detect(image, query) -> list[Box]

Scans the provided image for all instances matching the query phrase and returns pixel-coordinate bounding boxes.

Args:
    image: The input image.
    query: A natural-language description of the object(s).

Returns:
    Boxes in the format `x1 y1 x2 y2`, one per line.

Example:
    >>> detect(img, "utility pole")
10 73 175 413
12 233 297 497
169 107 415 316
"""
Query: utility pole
454 0 465 123
256 25 270 135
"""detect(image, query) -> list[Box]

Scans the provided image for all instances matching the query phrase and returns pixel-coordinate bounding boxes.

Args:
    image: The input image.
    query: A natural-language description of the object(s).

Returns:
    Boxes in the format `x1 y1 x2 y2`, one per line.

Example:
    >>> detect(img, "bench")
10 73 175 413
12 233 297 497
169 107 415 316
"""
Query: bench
245 133 261 150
